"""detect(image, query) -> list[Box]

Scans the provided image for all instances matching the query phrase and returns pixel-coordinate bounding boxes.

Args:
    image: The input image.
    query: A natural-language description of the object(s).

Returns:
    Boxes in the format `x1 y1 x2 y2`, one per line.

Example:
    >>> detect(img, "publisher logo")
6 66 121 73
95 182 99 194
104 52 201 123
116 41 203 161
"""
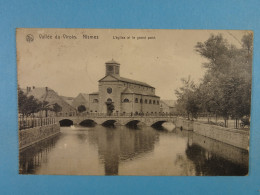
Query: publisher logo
26 34 34 43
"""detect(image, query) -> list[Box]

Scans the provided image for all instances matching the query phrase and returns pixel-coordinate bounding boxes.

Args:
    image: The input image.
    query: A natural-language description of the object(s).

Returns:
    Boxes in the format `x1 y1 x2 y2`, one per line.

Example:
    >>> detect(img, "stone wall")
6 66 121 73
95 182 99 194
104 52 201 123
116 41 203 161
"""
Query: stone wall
193 122 249 150
192 133 248 165
175 117 249 150
19 124 60 150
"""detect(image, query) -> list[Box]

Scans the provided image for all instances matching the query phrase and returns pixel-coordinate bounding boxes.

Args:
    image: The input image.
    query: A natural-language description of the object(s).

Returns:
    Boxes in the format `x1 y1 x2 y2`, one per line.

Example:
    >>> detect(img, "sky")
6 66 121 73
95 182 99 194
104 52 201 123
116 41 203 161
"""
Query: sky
16 29 249 100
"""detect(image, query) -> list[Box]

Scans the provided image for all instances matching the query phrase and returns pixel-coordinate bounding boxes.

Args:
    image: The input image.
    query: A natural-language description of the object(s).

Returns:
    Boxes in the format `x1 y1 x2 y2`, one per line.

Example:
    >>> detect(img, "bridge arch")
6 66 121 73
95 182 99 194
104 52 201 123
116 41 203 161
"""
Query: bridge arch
79 119 97 127
123 119 145 128
151 120 168 127
59 119 73 127
102 120 118 127
151 120 176 131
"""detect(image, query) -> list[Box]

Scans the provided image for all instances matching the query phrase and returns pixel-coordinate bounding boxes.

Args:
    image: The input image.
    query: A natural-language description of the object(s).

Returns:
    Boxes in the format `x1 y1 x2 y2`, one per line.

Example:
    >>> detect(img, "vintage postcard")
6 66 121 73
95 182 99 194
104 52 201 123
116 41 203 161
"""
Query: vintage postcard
17 28 252 176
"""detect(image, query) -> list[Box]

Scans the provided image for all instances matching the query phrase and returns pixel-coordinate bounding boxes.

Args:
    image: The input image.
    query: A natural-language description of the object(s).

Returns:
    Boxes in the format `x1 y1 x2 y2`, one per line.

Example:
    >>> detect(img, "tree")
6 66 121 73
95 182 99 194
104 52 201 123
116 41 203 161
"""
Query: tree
175 76 200 120
18 87 54 117
175 33 253 127
52 103 62 116
78 105 86 113
195 33 252 126
39 100 50 117
106 102 115 116
18 87 42 116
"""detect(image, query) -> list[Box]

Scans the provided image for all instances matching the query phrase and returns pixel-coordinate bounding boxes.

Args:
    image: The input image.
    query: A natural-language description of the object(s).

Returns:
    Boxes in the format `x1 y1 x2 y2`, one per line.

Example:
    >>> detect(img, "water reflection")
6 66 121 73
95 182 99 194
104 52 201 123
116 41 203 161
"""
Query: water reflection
97 126 159 175
19 126 248 176
19 135 60 174
185 133 248 176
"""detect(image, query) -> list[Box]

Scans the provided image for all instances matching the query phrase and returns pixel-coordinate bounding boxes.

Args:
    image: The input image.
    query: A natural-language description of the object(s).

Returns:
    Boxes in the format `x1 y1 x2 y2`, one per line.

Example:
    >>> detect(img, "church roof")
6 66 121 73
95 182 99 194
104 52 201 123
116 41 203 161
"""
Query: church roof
105 59 120 64
122 87 134 94
99 74 154 88
114 75 153 88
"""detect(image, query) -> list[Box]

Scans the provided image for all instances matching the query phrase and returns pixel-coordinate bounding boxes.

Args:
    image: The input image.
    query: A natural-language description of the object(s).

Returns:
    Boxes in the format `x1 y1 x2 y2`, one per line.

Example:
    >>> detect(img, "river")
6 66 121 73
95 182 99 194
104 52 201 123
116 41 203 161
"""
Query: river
19 125 248 176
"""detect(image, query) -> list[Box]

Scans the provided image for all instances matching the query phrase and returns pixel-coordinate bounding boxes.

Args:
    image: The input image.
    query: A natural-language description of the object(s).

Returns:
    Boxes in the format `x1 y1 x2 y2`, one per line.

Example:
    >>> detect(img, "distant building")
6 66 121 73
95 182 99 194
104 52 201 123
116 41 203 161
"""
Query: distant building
160 100 176 115
71 93 89 111
88 60 160 115
61 96 74 106
25 86 77 117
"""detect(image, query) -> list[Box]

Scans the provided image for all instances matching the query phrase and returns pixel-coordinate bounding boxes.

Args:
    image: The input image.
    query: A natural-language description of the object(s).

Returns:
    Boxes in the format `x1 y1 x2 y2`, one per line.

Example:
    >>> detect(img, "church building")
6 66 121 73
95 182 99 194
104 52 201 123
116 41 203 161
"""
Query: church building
89 60 160 115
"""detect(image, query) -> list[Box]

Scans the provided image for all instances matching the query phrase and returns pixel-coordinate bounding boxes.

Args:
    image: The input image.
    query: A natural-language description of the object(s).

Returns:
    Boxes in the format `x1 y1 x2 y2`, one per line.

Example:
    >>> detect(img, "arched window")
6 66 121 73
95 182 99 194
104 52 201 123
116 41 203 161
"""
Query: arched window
135 98 138 103
93 99 99 103
145 99 147 104
107 98 112 103
153 100 155 104
157 100 159 105
149 100 152 104
123 98 129 103
140 99 143 104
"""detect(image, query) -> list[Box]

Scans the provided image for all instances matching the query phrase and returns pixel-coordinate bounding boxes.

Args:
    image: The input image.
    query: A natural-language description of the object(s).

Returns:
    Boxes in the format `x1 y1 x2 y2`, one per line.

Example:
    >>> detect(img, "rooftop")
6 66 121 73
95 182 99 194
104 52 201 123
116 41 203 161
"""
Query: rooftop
122 87 134 94
79 93 89 101
89 92 99 95
161 100 176 107
110 74 153 88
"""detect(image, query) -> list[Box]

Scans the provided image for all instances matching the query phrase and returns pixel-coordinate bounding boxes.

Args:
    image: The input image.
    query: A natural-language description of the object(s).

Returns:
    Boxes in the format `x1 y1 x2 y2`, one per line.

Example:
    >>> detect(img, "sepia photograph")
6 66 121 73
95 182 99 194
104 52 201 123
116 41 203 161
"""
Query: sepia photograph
17 28 252 176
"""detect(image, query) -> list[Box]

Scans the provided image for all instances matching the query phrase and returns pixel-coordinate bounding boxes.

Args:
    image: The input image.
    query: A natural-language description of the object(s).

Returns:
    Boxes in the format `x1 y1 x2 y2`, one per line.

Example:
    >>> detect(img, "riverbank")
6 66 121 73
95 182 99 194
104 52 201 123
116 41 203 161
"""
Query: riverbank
19 123 60 150
175 117 249 150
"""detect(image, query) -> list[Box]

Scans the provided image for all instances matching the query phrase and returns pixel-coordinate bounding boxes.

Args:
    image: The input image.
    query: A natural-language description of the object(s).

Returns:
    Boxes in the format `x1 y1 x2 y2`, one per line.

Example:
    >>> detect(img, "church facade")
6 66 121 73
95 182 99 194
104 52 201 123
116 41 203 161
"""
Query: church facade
88 60 160 115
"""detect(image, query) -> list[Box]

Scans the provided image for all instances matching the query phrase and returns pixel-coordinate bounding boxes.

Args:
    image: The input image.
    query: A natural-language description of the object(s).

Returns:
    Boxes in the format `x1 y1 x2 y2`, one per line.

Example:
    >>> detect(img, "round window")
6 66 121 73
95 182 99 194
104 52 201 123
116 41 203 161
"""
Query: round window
107 87 112 94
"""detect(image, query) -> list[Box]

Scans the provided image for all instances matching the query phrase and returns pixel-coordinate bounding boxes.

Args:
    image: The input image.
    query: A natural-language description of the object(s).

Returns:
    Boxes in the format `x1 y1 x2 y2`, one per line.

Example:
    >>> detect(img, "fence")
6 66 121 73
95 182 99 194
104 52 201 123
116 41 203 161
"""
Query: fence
193 114 250 130
77 112 176 117
18 116 56 130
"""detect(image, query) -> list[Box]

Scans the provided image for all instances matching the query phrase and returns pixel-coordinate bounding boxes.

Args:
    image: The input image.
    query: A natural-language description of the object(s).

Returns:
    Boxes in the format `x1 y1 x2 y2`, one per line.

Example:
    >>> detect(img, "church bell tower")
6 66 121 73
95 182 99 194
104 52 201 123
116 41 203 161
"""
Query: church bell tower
105 59 120 76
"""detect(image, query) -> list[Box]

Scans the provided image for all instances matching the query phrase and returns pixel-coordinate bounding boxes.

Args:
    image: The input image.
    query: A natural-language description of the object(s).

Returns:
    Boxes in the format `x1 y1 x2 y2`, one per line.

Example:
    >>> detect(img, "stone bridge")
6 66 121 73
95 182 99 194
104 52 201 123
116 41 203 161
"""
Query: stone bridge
55 115 177 127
